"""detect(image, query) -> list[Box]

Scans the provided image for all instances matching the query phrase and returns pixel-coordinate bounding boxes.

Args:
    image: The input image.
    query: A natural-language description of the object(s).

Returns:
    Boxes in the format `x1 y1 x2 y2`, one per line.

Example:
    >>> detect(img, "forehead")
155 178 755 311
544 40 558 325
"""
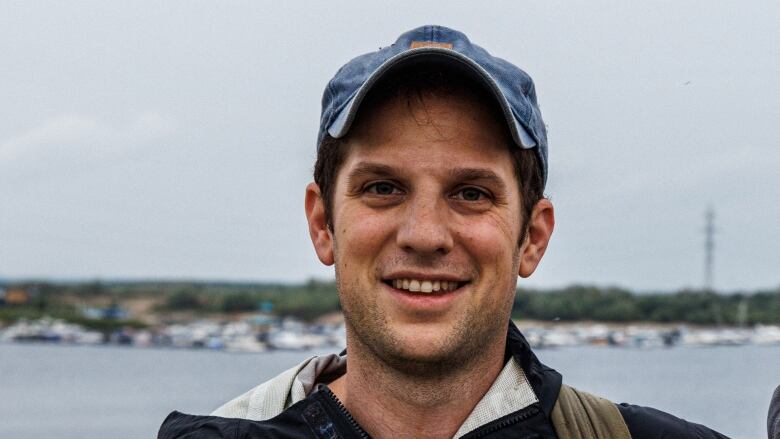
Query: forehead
342 90 516 175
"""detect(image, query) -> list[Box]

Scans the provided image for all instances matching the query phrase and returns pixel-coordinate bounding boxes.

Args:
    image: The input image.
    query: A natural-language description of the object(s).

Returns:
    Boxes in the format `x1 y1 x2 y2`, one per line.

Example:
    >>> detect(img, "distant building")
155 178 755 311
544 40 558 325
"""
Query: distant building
244 313 279 333
2 287 30 306
80 305 129 320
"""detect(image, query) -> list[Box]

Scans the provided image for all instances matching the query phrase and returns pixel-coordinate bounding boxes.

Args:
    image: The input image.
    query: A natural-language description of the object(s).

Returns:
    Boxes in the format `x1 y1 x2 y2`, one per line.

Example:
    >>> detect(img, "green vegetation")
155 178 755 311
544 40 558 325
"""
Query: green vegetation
513 285 780 325
156 280 341 319
2 280 779 326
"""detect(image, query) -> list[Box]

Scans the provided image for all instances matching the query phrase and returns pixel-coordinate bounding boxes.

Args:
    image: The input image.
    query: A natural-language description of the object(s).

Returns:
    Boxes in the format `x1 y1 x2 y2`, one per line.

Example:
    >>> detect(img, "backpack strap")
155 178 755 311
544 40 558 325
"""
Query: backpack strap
551 384 632 439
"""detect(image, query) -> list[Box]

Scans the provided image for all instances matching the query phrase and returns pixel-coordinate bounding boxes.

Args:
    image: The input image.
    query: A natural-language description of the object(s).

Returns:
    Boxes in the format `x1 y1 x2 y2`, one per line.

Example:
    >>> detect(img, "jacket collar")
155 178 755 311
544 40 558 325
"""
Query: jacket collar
336 320 562 417
506 320 562 417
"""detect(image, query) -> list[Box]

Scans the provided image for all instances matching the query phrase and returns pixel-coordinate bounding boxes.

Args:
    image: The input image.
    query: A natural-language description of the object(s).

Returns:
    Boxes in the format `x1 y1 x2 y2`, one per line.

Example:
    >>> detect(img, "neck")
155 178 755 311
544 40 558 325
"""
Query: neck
329 332 507 439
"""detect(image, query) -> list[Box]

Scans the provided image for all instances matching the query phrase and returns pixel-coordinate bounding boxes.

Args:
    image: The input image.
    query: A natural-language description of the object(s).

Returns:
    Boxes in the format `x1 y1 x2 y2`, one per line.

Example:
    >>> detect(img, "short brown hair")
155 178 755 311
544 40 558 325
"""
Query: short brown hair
314 63 544 240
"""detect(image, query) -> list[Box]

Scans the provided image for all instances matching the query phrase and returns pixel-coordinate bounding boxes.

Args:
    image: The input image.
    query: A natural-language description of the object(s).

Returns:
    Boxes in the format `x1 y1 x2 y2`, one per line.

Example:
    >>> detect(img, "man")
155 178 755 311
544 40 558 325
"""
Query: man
159 25 727 438
770 385 780 439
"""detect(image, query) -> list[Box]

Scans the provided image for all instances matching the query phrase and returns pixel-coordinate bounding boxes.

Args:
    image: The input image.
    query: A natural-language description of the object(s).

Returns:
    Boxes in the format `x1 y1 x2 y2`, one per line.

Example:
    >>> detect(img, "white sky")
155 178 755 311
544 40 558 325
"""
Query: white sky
1 1 778 292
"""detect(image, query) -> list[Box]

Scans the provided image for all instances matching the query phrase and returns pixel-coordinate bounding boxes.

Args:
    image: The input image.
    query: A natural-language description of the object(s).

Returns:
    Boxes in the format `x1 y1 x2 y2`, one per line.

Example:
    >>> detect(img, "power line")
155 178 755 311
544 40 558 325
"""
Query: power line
704 207 715 292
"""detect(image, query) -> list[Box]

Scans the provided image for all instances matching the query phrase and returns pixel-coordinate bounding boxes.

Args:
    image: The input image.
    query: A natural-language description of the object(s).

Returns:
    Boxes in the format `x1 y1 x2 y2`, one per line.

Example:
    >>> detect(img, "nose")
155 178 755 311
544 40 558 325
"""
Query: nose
396 191 454 256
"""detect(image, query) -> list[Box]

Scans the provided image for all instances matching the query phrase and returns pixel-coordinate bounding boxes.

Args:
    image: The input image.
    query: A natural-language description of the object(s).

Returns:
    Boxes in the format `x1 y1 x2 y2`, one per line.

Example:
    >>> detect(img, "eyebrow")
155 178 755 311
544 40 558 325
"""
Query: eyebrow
447 168 508 192
346 162 400 187
346 161 508 191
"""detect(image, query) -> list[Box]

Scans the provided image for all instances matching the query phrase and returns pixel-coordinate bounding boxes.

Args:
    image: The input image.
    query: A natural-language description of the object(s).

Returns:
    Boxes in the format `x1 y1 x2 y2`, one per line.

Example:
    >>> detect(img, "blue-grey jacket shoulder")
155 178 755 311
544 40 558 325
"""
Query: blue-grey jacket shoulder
617 403 730 439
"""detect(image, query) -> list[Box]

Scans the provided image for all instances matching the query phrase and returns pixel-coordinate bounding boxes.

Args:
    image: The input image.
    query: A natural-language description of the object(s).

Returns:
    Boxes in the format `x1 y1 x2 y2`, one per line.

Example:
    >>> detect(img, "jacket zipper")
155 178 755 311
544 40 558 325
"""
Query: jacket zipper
321 384 539 439
463 405 541 439
320 385 371 439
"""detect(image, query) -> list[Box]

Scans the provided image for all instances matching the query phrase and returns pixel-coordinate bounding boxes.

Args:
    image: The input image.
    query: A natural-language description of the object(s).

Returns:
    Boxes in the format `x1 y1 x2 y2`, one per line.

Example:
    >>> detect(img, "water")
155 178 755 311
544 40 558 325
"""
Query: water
0 343 776 438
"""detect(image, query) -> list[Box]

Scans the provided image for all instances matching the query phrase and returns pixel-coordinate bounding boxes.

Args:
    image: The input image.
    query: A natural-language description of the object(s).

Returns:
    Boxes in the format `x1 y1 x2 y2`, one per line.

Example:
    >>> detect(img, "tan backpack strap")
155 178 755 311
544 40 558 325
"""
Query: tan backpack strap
551 384 632 439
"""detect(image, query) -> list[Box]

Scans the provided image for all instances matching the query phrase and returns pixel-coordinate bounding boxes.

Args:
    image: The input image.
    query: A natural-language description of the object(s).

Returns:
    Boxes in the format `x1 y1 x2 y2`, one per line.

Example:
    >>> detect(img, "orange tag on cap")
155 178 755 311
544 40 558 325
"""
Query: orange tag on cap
410 41 453 49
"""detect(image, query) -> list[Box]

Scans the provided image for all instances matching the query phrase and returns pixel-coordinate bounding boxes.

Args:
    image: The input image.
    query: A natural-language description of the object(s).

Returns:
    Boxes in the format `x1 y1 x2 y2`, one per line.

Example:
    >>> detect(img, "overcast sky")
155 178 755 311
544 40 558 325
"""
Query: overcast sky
1 1 778 292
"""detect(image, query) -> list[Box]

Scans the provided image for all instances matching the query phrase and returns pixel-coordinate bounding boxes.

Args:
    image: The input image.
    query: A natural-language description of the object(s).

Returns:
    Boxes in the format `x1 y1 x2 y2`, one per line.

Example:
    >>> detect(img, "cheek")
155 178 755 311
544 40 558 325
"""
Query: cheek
454 213 521 271
335 207 394 257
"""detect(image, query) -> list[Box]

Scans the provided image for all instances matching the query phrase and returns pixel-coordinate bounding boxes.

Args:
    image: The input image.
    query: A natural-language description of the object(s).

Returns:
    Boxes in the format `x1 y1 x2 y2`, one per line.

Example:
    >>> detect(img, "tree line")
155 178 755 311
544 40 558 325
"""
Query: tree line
513 285 780 325
2 280 779 325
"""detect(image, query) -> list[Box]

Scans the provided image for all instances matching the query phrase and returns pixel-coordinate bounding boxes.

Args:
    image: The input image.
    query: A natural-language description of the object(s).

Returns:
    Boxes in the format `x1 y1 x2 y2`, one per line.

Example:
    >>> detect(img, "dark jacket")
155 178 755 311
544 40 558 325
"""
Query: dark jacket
159 323 729 438
769 385 780 439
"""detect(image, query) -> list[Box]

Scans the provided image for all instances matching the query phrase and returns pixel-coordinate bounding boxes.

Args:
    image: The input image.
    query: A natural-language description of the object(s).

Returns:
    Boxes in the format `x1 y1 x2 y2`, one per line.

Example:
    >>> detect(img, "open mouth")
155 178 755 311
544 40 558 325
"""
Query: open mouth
382 278 467 294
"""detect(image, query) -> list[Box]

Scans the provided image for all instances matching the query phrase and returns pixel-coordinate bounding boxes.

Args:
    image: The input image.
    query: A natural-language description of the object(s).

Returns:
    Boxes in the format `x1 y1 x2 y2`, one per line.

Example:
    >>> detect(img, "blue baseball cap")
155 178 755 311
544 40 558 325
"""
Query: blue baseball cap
318 25 548 186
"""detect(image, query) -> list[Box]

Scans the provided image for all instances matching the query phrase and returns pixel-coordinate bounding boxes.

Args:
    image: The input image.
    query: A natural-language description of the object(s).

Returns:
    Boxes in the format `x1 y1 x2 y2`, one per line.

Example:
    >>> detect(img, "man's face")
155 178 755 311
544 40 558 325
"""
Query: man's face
315 91 528 373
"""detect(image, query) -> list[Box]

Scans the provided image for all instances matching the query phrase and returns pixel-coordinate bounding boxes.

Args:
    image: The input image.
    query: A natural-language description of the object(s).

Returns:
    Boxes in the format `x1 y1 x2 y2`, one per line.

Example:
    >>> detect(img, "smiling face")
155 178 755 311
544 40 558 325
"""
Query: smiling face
306 88 552 375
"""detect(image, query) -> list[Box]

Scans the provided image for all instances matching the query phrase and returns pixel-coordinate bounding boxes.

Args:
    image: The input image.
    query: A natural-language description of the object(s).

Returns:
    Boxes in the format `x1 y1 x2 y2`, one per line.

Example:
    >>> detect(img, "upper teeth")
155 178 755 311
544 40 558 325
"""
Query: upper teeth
392 279 460 293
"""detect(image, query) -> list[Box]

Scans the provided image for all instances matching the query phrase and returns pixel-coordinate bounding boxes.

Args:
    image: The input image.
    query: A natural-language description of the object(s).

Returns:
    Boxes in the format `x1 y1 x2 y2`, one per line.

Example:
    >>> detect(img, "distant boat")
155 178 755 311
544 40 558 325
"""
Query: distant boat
266 330 327 350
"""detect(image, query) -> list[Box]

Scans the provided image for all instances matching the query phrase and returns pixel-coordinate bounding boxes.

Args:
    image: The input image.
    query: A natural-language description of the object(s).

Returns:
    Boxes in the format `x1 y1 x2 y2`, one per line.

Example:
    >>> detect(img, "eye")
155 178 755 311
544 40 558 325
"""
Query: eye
455 187 490 202
365 182 400 196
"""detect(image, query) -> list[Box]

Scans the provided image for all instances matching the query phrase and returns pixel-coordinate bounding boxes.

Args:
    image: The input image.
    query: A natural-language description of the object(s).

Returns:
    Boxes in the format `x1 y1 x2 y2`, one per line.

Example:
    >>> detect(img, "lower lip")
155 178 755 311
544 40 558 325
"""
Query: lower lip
382 282 466 312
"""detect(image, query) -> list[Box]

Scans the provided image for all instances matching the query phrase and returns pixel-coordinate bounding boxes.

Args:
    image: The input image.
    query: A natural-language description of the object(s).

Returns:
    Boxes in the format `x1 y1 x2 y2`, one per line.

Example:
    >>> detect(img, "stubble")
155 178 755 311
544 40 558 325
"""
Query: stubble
335 248 520 381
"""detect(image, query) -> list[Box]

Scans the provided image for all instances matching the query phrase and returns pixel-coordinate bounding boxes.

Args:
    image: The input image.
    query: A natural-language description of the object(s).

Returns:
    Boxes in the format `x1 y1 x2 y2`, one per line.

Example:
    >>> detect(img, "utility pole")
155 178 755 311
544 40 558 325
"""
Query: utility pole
704 207 715 292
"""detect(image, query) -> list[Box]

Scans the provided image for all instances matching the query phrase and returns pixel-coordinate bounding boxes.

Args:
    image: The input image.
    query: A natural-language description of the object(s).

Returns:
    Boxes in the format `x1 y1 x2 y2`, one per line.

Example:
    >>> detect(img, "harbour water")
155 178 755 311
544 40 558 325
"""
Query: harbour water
0 342 776 438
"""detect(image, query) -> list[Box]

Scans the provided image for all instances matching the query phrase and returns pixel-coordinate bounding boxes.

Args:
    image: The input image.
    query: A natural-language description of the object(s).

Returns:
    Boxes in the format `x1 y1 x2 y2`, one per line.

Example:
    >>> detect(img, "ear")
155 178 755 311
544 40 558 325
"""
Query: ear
305 182 335 266
519 199 555 278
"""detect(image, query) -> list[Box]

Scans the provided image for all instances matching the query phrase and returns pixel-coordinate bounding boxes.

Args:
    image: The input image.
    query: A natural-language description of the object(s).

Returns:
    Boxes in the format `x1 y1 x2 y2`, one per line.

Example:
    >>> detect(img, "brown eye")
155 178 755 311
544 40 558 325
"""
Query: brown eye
458 187 487 201
366 182 398 195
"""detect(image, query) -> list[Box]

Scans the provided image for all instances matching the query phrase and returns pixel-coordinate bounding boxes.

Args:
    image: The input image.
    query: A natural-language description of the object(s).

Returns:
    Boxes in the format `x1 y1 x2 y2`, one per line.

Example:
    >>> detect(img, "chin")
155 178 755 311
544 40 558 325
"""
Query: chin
357 320 486 378
395 322 454 350
381 342 476 378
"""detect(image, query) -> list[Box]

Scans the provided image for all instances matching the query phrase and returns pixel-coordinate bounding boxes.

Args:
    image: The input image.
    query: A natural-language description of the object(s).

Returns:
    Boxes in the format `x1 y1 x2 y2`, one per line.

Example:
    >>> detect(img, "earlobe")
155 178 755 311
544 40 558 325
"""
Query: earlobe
518 199 555 278
305 182 335 266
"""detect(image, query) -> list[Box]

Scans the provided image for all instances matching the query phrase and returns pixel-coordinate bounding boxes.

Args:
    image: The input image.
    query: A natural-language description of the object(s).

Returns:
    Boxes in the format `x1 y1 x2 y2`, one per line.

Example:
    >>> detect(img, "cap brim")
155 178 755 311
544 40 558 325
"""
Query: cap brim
327 47 538 149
